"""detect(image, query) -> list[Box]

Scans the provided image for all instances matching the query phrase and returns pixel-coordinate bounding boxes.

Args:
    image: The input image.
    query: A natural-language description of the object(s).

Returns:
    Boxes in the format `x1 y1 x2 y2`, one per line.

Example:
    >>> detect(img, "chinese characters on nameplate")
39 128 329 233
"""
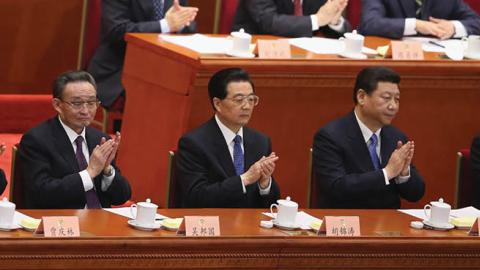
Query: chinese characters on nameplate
321 216 361 237
35 216 80 237
184 216 220 237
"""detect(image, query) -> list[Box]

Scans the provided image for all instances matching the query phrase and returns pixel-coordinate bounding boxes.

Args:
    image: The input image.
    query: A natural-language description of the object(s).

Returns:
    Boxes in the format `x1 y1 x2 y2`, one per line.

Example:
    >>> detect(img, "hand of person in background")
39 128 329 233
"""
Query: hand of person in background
165 0 199 32
316 0 347 26
416 19 448 39
429 17 455 39
330 0 348 26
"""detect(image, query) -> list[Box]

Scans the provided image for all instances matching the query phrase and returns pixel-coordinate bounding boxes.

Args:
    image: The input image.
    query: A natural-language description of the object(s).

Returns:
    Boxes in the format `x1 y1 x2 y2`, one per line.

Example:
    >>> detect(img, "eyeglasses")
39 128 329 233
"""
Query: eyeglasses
225 94 259 106
60 99 100 110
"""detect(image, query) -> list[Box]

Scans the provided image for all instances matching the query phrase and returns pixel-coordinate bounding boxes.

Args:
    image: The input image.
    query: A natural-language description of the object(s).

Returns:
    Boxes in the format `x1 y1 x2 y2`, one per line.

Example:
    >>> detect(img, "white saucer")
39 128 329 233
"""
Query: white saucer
464 52 480 60
338 51 368 60
272 220 300 230
422 220 454 231
127 219 162 231
225 50 255 58
0 223 20 231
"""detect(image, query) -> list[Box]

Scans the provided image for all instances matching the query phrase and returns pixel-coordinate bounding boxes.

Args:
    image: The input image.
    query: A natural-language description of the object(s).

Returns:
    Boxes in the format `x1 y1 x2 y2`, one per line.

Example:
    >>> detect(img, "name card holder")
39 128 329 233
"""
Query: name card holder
177 216 221 237
468 217 479 236
258 39 291 59
391 41 424 60
34 216 80 237
319 216 361 237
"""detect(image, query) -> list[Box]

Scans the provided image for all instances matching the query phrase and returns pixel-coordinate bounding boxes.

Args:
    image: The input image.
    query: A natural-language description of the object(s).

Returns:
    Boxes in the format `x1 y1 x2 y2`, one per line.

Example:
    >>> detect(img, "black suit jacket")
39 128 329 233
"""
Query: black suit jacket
312 112 425 209
0 169 6 195
469 136 480 208
359 0 480 39
19 117 131 209
177 118 280 208
232 0 351 38
87 0 196 108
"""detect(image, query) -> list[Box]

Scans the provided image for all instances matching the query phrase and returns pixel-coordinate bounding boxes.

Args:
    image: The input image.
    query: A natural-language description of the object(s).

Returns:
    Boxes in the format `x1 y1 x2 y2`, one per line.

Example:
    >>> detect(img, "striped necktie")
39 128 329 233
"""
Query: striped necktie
415 0 423 19
368 134 381 170
293 0 303 16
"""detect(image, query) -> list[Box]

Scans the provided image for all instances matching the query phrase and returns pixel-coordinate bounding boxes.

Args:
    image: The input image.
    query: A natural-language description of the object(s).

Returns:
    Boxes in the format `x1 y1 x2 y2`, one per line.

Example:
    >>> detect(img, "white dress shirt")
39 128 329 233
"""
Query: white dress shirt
354 112 410 185
215 115 271 195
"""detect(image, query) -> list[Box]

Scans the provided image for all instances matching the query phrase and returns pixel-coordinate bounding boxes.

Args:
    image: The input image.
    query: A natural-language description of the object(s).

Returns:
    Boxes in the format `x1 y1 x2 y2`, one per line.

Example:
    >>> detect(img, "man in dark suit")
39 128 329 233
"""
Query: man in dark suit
19 71 131 209
359 0 480 39
312 67 425 209
177 68 281 208
0 143 6 194
232 0 350 38
469 137 480 208
87 0 198 110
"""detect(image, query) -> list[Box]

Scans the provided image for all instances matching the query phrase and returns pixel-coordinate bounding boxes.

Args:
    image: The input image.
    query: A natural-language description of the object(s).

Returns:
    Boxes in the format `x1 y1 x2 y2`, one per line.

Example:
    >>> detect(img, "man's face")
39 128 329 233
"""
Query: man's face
214 81 256 132
357 81 400 129
53 81 98 134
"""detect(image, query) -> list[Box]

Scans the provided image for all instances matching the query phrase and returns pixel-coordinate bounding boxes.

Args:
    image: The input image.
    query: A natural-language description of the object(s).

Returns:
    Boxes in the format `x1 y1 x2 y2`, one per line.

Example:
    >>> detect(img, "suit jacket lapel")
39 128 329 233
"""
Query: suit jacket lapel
346 112 376 171
243 128 256 170
209 119 237 176
399 0 416 18
52 118 80 172
380 128 396 168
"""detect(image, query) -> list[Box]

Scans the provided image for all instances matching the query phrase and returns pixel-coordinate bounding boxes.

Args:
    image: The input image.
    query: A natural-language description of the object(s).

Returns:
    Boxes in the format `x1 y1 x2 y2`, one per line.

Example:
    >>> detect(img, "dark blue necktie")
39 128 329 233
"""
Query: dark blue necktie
75 136 102 209
233 135 244 175
368 134 381 170
152 0 165 20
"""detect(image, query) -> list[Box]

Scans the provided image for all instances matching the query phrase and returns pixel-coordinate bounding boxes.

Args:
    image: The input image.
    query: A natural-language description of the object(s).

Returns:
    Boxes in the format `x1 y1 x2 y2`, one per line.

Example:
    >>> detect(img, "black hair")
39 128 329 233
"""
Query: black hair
353 66 400 104
208 68 254 110
52 70 97 99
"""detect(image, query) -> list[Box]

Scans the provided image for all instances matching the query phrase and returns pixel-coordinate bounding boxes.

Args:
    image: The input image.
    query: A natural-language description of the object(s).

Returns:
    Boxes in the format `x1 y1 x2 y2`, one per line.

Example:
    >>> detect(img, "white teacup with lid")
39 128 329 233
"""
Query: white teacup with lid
228 28 253 57
340 30 366 58
424 198 451 227
270 196 298 227
0 197 16 228
464 35 480 59
130 198 158 227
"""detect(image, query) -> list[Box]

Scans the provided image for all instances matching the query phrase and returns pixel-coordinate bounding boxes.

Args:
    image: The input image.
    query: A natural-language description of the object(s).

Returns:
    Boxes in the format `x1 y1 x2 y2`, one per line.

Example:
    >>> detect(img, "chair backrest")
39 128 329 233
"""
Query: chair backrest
165 150 181 208
9 144 25 209
307 148 321 208
455 149 473 208
219 0 239 33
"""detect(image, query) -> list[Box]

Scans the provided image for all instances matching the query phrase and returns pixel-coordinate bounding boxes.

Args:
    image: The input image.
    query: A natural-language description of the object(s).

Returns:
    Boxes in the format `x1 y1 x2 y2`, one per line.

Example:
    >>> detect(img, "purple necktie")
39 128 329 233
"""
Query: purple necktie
233 135 244 176
75 136 102 209
368 134 381 170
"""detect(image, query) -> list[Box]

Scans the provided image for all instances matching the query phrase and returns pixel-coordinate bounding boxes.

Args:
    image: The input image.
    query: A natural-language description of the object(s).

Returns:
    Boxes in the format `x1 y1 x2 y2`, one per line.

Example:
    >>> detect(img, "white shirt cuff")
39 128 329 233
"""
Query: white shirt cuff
404 18 418 36
395 167 411 184
328 16 345 32
79 170 94 192
101 168 115 192
452 20 468 38
310 15 319 31
160 19 171 33
241 177 247 194
382 168 390 185
258 177 272 195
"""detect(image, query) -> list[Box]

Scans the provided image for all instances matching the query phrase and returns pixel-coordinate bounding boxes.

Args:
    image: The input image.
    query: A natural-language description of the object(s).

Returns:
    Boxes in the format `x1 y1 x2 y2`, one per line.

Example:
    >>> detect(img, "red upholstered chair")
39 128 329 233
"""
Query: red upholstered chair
347 0 362 30
82 0 102 69
307 148 318 208
165 150 181 208
464 0 480 14
455 149 474 208
219 0 239 34
9 144 25 209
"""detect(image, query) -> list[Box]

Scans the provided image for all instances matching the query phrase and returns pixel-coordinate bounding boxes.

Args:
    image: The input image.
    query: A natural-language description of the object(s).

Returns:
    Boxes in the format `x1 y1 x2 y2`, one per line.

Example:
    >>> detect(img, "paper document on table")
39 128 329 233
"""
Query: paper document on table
263 211 321 230
402 37 466 53
289 37 345 54
160 34 233 54
398 209 428 220
104 207 168 220
398 206 480 220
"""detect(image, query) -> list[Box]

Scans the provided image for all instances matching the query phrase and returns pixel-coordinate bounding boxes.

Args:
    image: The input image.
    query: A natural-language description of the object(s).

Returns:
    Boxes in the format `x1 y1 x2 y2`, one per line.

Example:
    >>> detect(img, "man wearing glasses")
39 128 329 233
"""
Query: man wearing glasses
19 71 131 209
177 68 280 208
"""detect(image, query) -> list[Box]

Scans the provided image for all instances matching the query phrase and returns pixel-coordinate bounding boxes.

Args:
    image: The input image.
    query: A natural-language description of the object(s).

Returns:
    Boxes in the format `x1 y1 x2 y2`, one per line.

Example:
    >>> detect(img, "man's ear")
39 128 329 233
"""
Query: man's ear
52 98 62 114
356 89 367 105
213 97 222 112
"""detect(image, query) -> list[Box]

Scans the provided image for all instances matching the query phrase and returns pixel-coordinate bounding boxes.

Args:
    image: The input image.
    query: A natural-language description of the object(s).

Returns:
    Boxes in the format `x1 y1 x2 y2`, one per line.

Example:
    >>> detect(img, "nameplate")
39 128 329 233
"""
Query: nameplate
183 216 220 237
34 216 80 237
258 39 291 59
391 41 424 60
319 216 361 237
468 217 479 236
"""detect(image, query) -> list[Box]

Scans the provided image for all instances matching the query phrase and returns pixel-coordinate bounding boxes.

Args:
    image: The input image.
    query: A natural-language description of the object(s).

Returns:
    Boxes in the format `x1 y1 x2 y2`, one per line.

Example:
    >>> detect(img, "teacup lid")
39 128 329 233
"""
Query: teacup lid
431 198 451 209
231 28 251 39
277 196 298 207
344 30 364 40
137 198 158 208
0 197 15 208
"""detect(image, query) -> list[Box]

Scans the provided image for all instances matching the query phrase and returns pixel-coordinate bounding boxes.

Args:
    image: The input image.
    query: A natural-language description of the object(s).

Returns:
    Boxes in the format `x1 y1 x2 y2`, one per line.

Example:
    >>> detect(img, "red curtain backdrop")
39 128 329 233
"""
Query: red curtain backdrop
219 0 239 34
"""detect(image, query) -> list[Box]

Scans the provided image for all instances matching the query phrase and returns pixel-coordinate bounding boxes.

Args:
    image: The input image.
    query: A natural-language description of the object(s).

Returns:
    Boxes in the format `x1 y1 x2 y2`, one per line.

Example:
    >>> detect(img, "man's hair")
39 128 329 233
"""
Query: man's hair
208 68 254 110
52 70 97 99
353 66 400 104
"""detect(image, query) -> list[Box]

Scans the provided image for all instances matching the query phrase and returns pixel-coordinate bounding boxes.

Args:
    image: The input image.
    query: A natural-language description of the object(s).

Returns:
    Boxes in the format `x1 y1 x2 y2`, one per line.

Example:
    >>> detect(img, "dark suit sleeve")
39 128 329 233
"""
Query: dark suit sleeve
313 129 389 202
452 0 480 35
358 0 406 39
100 161 131 206
177 136 247 207
19 133 86 208
470 136 480 208
0 169 6 195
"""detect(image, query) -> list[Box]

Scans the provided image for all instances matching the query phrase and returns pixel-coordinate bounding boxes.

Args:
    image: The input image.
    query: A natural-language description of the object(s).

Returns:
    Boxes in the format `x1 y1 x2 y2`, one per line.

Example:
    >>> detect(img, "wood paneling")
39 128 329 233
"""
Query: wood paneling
0 0 84 94
189 0 218 33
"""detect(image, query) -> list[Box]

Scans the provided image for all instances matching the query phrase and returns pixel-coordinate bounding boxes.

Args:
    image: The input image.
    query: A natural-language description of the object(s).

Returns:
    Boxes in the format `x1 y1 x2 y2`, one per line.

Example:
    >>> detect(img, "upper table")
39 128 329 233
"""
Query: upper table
0 209 479 269
119 33 480 208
